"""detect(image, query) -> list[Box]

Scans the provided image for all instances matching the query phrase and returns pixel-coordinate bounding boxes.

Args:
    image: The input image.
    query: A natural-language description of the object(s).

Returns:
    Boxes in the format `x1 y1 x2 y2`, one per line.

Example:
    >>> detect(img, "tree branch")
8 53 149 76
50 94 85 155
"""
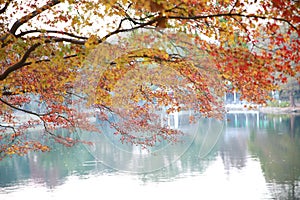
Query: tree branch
0 98 79 146
0 37 85 81
0 98 50 117
40 36 86 45
0 0 11 14
0 124 17 134
0 124 18 147
229 0 240 14
2 14 156 80
9 0 61 35
115 3 156 26
0 43 40 81
16 29 88 40
23 54 79 66
167 13 298 31
1 53 78 86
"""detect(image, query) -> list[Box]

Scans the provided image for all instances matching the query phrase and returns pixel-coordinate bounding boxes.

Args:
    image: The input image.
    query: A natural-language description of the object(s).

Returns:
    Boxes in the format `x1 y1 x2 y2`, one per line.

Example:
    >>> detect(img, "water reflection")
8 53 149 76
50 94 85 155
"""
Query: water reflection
248 114 300 199
0 113 299 199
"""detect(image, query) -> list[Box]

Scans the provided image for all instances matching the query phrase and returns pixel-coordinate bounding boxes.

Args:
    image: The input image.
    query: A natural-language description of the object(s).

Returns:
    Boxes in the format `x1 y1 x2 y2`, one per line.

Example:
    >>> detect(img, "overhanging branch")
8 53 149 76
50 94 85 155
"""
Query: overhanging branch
167 13 298 31
9 0 61 35
16 29 88 40
0 98 50 117
0 0 11 14
0 37 85 81
0 43 40 81
23 54 79 66
0 98 78 146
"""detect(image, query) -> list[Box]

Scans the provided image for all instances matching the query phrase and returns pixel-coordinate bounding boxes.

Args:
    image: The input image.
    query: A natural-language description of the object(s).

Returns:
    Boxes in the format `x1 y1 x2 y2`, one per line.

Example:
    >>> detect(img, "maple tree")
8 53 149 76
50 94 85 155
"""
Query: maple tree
0 0 299 159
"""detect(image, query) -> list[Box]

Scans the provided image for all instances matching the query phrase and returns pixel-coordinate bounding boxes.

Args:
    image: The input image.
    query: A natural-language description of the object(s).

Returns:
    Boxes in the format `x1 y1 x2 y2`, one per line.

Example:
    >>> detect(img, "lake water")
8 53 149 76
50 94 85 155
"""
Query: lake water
0 113 299 200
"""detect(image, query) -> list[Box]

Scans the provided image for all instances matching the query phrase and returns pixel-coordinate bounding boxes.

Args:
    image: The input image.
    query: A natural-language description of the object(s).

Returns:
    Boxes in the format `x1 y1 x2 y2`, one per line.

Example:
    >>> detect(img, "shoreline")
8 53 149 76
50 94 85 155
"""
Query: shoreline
258 106 300 114
225 103 300 114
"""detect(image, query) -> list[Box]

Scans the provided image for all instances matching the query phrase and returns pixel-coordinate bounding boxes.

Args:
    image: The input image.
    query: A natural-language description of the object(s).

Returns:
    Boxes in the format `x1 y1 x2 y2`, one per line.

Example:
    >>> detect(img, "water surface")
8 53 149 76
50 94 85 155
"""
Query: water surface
0 113 299 199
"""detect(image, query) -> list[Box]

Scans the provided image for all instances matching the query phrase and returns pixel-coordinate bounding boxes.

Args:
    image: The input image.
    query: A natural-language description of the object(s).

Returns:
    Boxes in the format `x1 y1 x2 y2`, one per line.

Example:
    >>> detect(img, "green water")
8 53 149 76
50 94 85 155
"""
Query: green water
0 113 299 199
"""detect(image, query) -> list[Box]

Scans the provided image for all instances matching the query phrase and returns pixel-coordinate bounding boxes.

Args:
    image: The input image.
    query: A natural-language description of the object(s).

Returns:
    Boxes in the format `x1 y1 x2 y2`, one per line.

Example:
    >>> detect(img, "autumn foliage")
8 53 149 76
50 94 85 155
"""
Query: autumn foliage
0 0 299 159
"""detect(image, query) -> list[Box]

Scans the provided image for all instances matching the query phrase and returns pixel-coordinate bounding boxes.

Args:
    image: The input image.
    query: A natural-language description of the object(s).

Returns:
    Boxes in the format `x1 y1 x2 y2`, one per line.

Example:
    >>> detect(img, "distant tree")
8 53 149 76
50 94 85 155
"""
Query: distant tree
279 77 300 107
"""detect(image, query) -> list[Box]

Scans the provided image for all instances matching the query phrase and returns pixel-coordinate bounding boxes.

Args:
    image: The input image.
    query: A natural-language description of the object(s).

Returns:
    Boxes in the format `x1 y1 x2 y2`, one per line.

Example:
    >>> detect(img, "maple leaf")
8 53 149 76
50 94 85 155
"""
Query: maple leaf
0 0 299 158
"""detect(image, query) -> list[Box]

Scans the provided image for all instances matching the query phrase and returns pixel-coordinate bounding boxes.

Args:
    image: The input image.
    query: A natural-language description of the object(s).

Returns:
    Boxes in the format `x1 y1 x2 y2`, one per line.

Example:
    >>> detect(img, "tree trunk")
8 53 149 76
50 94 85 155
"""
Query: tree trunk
289 91 296 108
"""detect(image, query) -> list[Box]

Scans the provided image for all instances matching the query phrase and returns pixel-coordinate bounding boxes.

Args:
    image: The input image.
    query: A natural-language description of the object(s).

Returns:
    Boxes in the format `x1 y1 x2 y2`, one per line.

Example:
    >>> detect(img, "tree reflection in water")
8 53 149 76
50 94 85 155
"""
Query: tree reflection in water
0 113 299 199
246 114 300 199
